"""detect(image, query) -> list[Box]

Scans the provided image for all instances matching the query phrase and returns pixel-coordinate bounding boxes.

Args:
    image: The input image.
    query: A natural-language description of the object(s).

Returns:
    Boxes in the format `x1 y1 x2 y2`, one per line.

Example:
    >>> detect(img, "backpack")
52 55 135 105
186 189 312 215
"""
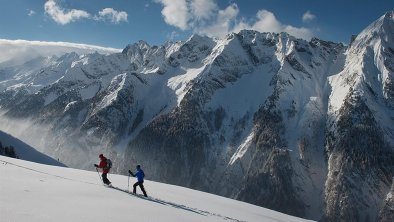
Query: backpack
105 159 112 170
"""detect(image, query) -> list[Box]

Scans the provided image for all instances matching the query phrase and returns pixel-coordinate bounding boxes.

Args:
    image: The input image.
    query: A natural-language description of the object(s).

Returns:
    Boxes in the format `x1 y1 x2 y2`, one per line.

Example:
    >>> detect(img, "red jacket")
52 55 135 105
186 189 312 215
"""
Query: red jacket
98 157 110 174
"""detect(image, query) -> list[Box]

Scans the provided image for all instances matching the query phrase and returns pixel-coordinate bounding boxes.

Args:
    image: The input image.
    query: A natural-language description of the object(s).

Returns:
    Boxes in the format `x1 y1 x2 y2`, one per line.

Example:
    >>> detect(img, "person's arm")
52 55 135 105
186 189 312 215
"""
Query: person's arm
95 160 105 169
128 170 135 177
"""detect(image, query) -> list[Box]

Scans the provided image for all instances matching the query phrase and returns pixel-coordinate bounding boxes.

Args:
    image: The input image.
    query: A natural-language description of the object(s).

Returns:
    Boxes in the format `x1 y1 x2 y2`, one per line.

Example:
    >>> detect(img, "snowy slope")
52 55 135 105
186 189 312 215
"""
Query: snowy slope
0 130 65 167
0 156 312 222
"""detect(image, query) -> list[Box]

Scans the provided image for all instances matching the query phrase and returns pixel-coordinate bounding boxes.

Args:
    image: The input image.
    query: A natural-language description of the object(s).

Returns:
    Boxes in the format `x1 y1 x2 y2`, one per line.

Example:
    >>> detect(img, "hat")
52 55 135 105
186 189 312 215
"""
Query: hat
99 154 104 158
136 165 141 169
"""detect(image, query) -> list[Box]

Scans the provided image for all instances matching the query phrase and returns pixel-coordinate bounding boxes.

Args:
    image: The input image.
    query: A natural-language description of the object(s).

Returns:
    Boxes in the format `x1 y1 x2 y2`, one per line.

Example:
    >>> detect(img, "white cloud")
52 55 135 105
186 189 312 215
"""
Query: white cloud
28 10 36 16
157 0 189 30
197 4 239 37
156 0 218 30
190 0 217 20
167 31 180 41
232 9 314 40
250 10 282 33
302 10 316 22
96 8 128 24
284 26 314 40
0 39 121 65
44 0 128 25
44 0 90 25
155 1 314 41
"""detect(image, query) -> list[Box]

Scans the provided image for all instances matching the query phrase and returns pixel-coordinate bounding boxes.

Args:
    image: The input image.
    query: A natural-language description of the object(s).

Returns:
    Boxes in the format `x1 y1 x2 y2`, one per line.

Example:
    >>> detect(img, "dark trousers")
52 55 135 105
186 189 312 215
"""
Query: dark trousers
133 181 147 197
102 173 111 185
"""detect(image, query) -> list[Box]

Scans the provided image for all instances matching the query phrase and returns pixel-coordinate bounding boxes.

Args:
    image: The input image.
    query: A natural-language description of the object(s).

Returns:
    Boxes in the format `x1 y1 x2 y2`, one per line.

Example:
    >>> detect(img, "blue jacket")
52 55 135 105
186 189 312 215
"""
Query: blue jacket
134 169 145 182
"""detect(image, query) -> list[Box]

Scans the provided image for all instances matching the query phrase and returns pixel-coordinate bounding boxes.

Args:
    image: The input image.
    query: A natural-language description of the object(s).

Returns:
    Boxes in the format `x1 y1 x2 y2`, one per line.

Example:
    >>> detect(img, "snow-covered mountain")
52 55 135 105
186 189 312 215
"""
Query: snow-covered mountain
0 130 65 167
0 11 393 221
0 156 309 222
323 12 394 222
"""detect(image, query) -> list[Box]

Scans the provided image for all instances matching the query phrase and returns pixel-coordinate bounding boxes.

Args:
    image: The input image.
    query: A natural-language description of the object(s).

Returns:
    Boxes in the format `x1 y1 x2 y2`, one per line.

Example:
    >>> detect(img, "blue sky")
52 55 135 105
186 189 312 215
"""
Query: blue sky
0 0 393 49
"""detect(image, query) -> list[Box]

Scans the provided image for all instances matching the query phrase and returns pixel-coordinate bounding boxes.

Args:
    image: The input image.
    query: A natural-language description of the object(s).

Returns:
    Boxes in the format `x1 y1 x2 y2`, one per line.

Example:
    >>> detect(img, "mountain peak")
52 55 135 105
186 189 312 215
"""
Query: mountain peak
381 10 394 35
310 37 344 49
122 40 151 54
383 10 394 20
187 34 207 42
350 11 394 50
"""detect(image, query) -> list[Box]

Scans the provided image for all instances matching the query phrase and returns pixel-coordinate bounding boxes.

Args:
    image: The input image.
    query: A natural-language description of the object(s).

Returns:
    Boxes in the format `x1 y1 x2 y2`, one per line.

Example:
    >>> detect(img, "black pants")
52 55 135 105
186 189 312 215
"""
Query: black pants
133 181 147 197
102 173 111 185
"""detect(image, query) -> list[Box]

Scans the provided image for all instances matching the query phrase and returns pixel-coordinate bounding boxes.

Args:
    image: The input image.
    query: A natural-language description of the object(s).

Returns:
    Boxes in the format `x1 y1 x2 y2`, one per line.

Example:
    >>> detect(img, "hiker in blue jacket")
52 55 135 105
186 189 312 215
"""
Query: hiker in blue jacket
128 165 147 197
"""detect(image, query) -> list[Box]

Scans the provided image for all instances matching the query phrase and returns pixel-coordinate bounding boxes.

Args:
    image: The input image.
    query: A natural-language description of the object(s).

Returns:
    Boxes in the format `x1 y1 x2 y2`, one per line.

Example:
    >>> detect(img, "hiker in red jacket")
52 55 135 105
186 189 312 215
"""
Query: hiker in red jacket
94 154 111 185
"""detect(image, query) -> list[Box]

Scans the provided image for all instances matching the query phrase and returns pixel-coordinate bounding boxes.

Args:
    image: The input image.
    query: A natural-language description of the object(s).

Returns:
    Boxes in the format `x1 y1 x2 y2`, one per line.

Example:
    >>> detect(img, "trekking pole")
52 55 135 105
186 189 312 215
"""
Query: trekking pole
95 167 103 184
128 174 130 192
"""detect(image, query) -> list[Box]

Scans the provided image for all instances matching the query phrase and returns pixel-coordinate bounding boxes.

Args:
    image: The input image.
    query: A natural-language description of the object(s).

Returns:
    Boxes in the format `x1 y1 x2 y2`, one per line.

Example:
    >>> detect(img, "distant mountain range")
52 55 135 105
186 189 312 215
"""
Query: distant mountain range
0 11 393 222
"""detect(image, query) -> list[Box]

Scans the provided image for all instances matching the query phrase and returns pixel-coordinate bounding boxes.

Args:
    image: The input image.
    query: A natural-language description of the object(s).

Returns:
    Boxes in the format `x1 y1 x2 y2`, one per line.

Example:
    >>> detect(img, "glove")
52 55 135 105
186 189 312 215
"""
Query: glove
94 164 98 167
128 170 132 175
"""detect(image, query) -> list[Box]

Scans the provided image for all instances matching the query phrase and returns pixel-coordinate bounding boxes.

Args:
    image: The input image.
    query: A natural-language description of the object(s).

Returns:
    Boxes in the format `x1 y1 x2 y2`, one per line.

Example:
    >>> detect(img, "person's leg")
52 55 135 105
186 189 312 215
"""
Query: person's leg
139 182 147 197
133 182 138 193
101 173 106 184
102 173 110 185
106 174 111 185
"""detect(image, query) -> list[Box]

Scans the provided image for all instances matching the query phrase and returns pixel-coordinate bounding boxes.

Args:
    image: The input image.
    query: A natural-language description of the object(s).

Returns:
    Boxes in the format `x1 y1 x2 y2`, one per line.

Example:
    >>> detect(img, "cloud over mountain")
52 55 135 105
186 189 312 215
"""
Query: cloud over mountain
155 0 314 40
0 39 121 65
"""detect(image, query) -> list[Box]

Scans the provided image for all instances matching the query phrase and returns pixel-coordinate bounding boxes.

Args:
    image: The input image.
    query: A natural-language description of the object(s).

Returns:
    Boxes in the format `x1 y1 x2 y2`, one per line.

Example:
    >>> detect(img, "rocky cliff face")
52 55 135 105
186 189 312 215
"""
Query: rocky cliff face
378 181 394 222
323 12 394 222
0 12 394 221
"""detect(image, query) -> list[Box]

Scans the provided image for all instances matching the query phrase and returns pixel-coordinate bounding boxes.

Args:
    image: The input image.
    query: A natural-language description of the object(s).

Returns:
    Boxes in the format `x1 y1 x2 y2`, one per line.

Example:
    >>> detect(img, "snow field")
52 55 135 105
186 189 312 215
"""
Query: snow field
0 156 313 222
